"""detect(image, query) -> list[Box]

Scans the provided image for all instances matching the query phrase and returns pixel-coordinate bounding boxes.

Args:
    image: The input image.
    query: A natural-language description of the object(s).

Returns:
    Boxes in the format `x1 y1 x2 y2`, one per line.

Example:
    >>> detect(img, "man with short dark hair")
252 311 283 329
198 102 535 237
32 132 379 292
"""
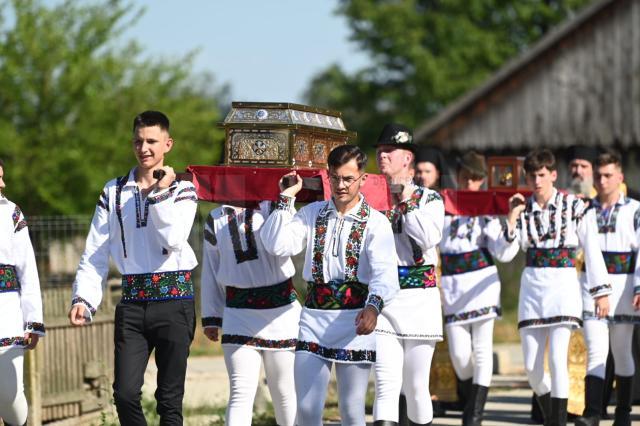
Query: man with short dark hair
574 150 640 426
69 111 198 425
495 148 611 426
261 144 399 426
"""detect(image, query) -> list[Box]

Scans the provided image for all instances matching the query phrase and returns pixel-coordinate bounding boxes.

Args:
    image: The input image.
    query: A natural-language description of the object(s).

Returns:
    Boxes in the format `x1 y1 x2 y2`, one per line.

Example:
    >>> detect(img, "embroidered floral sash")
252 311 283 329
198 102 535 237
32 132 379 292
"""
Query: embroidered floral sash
582 251 636 275
398 265 437 289
225 279 297 309
0 264 19 293
305 281 368 310
441 248 495 276
121 270 193 302
525 248 577 268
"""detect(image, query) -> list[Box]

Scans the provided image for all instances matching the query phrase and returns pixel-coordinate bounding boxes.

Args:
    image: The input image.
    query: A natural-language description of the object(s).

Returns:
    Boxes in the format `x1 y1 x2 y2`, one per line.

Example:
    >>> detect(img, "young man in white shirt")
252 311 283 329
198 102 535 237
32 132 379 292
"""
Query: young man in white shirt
68 111 198 425
200 199 301 426
261 144 399 426
497 149 610 426
0 158 45 426
574 150 640 426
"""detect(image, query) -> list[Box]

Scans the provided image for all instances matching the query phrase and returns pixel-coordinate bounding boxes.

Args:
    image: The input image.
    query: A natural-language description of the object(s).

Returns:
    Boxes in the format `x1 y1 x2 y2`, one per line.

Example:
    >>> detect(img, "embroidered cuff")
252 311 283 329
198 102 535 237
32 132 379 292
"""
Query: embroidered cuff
25 322 46 336
147 187 176 205
365 294 384 314
276 194 295 212
590 284 612 298
72 296 97 315
174 187 198 203
202 316 222 327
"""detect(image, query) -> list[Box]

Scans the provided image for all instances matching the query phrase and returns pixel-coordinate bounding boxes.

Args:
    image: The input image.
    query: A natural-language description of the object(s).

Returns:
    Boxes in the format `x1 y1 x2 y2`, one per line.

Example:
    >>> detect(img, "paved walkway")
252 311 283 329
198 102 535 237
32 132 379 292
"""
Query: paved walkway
141 350 640 425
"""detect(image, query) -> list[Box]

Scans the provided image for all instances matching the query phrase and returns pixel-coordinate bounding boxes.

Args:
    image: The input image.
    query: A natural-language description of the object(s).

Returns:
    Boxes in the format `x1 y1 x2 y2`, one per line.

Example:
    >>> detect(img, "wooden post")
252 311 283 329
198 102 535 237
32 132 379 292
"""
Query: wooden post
24 347 42 426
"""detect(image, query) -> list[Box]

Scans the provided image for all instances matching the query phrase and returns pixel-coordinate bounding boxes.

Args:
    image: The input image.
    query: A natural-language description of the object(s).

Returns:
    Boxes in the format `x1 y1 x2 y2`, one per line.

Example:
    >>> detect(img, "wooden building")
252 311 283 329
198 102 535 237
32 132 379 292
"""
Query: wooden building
415 0 640 413
414 0 640 187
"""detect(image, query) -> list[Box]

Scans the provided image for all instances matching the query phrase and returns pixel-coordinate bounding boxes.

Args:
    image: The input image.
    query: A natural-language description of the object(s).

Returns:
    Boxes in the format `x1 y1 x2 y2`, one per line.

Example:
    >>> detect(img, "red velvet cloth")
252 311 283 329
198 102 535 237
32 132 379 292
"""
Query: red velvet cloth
186 165 394 211
441 189 532 215
187 165 530 215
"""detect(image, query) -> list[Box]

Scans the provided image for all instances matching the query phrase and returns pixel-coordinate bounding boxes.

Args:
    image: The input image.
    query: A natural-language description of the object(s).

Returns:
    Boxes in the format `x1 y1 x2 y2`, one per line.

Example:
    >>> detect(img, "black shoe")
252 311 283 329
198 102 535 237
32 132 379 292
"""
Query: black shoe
373 421 399 426
535 392 552 425
613 375 633 426
462 384 489 426
574 375 604 426
549 397 567 426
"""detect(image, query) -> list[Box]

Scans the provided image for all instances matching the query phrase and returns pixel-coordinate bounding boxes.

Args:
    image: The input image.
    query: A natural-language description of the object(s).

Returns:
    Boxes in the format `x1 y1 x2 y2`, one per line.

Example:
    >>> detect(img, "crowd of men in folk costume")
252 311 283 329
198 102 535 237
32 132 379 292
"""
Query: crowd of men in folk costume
0 110 638 426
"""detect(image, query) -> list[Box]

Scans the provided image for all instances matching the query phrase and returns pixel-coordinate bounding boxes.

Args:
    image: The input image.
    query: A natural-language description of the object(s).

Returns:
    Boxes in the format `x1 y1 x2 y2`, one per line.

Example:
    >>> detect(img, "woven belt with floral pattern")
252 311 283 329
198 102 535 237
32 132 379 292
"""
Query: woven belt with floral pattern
398 264 437 289
0 264 20 293
582 251 636 275
305 281 368 310
121 270 194 302
441 249 494 276
226 279 297 309
525 248 577 268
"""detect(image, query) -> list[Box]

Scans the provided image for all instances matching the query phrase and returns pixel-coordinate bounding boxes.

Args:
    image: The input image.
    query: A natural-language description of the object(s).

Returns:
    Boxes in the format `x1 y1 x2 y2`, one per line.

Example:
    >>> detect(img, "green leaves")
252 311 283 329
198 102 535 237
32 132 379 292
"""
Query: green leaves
305 0 594 147
0 0 226 214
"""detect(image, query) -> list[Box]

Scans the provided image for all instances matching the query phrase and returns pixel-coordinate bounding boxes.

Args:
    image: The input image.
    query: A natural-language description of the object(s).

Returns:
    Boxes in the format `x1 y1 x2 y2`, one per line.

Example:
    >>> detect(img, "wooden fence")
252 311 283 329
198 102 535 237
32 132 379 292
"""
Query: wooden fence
18 214 206 425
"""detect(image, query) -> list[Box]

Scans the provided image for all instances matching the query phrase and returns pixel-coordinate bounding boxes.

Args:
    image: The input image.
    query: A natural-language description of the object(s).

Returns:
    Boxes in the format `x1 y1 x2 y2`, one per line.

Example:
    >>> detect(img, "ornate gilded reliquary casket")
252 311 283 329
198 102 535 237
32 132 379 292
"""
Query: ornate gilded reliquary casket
220 102 357 168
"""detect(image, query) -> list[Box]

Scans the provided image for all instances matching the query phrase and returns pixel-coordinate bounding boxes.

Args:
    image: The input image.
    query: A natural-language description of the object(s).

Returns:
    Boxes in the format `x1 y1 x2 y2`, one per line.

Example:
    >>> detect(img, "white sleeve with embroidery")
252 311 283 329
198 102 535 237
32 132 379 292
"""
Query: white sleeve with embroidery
491 215 522 263
147 181 198 252
72 188 111 320
577 205 612 299
483 217 506 258
201 213 225 329
403 191 444 251
260 194 308 257
13 211 45 336
364 216 400 313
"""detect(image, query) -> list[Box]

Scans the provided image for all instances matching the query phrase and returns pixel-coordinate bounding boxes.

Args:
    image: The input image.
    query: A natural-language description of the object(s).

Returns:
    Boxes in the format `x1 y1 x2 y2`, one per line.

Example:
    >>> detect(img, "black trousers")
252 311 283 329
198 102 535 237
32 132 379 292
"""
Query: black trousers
112 299 195 426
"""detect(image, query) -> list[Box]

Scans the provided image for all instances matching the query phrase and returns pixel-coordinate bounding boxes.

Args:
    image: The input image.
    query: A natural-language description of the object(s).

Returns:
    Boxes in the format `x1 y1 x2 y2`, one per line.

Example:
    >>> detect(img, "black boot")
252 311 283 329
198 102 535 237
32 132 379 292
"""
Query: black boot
462 384 489 426
613 375 633 426
575 375 604 426
373 421 399 426
399 394 409 426
535 392 552 425
549 397 567 426
457 377 473 412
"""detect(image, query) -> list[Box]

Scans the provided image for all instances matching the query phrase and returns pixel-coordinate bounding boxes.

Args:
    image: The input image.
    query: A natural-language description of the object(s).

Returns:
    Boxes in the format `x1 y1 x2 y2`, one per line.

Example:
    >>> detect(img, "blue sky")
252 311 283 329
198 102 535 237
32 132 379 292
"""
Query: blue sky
123 0 371 103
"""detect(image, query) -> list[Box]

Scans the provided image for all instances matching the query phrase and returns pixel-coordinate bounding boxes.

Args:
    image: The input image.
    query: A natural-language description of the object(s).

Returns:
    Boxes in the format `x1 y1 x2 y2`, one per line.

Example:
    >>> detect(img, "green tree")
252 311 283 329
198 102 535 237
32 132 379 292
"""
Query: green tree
0 0 227 215
305 0 595 146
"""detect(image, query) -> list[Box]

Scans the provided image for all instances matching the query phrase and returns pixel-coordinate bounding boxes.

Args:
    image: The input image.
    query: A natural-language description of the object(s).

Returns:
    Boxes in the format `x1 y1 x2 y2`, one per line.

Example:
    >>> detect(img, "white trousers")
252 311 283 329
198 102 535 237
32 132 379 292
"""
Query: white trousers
294 352 371 426
374 335 436 424
223 345 296 426
446 318 495 387
0 347 28 426
520 325 571 398
583 320 635 378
